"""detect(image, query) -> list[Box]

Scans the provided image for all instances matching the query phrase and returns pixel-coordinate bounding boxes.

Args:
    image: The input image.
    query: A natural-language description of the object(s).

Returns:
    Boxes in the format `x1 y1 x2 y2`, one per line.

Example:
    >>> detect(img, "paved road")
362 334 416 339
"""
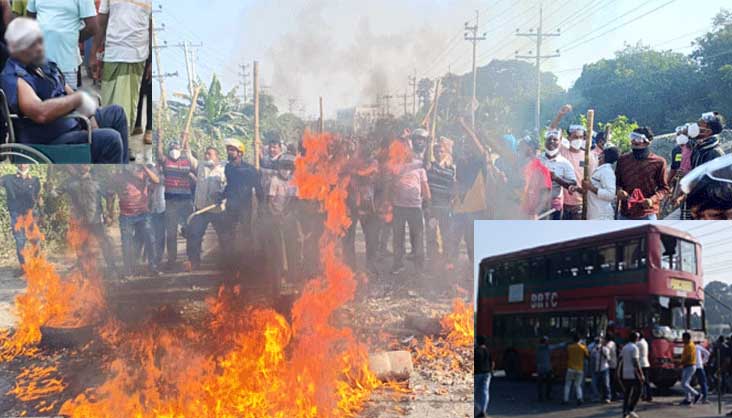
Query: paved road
487 375 732 418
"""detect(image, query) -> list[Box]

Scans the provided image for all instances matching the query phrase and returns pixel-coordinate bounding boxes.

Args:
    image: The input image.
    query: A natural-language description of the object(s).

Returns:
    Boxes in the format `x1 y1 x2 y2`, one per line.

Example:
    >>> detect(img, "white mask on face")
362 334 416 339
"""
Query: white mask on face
676 135 689 146
570 139 583 150
204 160 215 167
687 123 701 139
546 147 560 157
169 149 181 160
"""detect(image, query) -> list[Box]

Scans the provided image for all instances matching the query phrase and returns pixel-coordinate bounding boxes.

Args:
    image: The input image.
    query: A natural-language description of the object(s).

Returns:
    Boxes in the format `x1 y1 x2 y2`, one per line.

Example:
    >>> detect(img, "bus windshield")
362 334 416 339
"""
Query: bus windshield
649 297 704 332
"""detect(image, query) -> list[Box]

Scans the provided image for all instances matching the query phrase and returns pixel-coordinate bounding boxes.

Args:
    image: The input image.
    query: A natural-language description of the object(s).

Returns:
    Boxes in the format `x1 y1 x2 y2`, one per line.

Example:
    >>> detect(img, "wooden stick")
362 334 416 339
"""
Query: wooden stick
582 109 595 220
182 84 202 135
253 61 260 170
427 78 442 163
319 97 324 134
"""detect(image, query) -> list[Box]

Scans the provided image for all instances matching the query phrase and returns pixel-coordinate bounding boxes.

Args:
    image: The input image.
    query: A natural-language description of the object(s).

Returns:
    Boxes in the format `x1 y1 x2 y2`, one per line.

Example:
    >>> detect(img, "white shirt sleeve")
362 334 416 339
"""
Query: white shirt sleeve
596 167 617 202
99 0 111 14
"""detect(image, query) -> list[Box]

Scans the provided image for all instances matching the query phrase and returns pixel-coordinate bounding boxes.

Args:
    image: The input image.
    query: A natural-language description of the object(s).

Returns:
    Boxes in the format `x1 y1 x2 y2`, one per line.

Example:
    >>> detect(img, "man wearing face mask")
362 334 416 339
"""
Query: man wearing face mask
668 125 693 184
0 163 40 272
156 132 194 270
186 146 226 271
538 129 577 220
615 127 670 220
580 147 619 220
689 112 726 169
265 153 298 293
410 128 429 162
260 136 285 197
560 125 597 220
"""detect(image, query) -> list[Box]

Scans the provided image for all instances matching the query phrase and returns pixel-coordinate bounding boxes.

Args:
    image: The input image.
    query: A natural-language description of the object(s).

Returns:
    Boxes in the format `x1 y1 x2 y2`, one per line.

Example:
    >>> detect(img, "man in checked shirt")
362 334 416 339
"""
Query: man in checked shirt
615 127 670 220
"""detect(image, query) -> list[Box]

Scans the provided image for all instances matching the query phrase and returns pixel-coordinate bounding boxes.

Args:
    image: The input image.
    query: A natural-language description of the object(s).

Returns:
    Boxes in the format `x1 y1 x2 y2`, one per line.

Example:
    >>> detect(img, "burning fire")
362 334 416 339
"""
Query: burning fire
413 297 474 371
1 132 472 417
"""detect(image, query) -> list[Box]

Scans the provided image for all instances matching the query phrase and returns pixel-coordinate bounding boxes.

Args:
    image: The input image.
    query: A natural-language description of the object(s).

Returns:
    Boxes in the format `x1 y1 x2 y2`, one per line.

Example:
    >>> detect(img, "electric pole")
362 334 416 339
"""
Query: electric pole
151 29 168 112
401 90 409 116
515 4 560 135
382 93 394 117
156 41 202 96
253 61 260 170
465 10 486 131
239 63 251 103
408 69 417 115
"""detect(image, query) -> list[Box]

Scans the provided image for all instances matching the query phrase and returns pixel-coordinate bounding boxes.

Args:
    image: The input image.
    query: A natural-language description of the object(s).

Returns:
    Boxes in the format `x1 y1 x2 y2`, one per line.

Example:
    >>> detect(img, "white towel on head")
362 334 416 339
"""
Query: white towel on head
5 17 43 54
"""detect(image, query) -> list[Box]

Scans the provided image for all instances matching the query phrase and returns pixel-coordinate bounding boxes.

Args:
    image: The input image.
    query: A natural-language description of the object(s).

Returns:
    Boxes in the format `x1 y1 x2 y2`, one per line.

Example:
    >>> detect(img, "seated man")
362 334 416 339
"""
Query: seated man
0 17 127 163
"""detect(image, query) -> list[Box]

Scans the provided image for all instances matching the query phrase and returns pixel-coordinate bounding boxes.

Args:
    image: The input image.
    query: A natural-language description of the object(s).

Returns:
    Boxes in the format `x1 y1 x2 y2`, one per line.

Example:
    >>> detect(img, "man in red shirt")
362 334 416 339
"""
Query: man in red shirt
615 127 670 220
109 164 160 277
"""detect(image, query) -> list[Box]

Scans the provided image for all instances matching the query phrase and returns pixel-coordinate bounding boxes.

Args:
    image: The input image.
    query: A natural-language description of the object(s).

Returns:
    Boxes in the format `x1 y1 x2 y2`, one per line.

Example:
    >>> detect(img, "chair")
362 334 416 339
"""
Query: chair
0 88 93 164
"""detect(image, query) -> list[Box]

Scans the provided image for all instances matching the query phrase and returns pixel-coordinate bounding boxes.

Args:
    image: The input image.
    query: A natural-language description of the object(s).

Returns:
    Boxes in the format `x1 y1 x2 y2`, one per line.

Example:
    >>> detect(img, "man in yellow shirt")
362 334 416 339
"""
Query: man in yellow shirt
564 334 589 405
680 332 701 405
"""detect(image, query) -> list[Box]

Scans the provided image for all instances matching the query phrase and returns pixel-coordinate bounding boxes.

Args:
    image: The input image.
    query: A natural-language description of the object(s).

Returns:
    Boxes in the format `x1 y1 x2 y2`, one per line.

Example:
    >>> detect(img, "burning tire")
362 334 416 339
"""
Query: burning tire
40 324 98 349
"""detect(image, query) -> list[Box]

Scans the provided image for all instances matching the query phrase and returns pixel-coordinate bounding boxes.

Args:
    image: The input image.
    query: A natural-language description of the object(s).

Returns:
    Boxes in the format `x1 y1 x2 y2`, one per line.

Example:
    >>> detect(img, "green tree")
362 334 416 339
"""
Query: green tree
692 9 732 117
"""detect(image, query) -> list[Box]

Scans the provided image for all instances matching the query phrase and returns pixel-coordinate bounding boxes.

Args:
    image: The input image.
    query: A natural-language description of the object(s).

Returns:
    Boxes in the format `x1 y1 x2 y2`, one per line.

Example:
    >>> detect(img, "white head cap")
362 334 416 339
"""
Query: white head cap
5 17 43 54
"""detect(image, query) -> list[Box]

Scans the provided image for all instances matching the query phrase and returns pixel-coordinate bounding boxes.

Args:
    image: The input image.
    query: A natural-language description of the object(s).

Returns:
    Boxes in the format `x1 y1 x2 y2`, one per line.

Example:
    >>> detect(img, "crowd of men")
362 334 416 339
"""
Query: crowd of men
492 105 730 221
0 0 152 163
476 329 715 418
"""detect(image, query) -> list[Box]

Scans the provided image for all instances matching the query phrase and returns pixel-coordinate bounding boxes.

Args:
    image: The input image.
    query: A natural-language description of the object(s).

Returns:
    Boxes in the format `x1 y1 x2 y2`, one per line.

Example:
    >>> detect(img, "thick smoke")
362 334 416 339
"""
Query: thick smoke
236 0 487 116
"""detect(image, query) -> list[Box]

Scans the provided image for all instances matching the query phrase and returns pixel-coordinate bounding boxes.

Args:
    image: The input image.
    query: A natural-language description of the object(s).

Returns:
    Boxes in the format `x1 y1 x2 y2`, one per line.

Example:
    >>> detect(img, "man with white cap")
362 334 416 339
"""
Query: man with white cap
0 17 127 163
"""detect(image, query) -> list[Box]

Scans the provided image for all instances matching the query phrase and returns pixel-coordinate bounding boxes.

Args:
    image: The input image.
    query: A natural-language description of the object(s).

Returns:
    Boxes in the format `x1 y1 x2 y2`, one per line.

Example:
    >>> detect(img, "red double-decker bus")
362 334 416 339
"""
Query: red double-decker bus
476 224 706 389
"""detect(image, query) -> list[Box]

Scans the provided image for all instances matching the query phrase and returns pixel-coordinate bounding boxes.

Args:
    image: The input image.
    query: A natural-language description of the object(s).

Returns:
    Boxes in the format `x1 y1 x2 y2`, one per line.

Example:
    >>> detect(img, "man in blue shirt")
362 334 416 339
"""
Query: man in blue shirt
26 0 98 89
0 17 126 162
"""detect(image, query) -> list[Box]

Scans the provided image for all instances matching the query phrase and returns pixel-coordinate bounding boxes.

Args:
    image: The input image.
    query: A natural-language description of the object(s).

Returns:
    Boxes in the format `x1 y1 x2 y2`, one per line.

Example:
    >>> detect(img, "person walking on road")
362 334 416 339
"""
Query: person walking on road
695 339 710 404
475 335 493 418
590 336 611 403
563 334 589 405
637 331 652 402
680 331 701 406
618 331 644 418
536 336 564 401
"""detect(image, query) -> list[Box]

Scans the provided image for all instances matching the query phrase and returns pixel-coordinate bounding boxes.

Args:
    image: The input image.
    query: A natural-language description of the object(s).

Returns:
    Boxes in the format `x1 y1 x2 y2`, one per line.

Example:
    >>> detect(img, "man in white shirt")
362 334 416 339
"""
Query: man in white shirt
696 343 710 403
618 331 644 418
185 146 226 271
93 0 152 133
582 147 619 220
539 129 577 220
591 337 611 403
606 330 620 401
636 331 652 402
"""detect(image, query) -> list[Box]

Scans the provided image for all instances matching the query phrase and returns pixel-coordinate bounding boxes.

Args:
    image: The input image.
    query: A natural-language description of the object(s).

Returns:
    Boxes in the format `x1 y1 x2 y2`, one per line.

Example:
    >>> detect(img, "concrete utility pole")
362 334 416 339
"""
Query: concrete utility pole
401 90 409 116
408 69 417 115
151 30 168 112
515 3 560 135
319 97 325 133
465 10 486 131
382 93 394 117
253 61 260 170
238 63 251 103
157 41 203 96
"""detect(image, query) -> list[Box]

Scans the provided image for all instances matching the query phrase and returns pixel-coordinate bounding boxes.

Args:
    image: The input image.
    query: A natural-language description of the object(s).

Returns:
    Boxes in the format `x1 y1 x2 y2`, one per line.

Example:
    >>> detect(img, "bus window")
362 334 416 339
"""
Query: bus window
661 235 681 271
680 240 697 274
514 260 529 283
529 257 546 281
597 245 617 272
618 239 646 271
690 306 703 330
580 248 596 276
484 267 495 287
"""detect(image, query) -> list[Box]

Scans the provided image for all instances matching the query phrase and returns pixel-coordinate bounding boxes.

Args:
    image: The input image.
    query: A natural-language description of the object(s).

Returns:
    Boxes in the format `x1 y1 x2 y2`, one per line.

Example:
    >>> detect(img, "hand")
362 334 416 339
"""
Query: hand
617 190 629 200
181 131 190 147
642 198 653 209
89 56 100 80
550 172 558 182
581 179 594 192
559 104 573 115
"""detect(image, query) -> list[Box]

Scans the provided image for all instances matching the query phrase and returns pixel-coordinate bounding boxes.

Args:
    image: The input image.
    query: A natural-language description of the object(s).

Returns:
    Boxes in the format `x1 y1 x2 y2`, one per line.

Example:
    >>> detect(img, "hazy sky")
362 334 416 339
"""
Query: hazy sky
154 0 729 117
474 221 732 298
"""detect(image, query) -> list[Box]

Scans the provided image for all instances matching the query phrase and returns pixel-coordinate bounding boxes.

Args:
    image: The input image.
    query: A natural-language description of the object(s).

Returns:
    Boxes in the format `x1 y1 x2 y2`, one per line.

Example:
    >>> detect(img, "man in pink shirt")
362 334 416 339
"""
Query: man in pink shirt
561 125 598 220
390 137 431 275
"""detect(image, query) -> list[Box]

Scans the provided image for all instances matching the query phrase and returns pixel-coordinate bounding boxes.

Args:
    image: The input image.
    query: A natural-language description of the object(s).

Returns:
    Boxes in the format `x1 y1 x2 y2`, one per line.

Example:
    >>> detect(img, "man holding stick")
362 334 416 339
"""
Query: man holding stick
538 129 576 220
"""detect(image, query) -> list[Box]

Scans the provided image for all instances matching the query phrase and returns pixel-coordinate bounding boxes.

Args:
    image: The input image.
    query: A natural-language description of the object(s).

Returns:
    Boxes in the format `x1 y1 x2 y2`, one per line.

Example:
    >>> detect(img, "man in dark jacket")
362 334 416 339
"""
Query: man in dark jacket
222 138 263 256
475 335 494 418
690 112 726 169
0 163 40 270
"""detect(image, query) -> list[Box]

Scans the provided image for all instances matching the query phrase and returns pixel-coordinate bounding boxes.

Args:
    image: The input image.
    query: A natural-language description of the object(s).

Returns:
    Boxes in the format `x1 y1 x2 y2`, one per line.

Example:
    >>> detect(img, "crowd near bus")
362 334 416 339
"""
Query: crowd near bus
473 224 732 418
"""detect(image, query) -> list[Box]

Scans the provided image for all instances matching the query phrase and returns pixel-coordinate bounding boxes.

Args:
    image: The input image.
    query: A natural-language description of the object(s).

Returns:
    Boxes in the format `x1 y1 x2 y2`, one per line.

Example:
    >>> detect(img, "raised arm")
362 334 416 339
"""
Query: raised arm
550 104 573 131
17 78 83 124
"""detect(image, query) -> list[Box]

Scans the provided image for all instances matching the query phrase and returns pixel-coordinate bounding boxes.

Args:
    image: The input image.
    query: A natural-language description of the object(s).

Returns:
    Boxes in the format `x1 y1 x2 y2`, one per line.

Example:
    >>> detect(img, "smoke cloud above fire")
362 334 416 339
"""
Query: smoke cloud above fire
232 0 490 116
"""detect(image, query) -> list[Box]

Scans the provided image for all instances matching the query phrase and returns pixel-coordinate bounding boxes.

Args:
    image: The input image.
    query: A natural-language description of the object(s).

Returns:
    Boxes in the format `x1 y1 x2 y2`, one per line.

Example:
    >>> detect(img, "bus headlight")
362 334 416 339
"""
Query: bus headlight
653 326 675 340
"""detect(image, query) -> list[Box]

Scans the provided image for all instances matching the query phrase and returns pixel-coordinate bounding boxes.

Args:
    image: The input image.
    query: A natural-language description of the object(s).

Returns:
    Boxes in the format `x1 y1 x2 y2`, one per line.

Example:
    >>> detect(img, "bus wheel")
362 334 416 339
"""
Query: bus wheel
503 350 521 380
